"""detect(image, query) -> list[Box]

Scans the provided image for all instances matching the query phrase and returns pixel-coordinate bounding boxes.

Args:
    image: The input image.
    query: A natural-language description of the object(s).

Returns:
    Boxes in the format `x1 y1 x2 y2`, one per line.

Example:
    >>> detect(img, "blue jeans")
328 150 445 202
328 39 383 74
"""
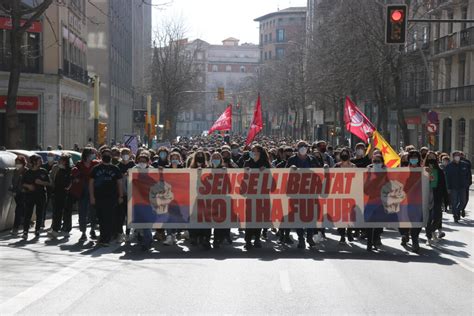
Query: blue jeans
450 189 467 218
78 185 96 232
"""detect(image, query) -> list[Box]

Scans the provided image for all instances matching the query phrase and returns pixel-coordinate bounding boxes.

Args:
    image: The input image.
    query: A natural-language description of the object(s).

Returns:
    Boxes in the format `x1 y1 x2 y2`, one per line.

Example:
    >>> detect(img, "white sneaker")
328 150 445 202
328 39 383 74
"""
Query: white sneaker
432 234 439 243
10 228 18 236
125 234 132 243
117 233 125 243
163 235 176 246
182 230 190 240
425 238 432 246
313 232 323 243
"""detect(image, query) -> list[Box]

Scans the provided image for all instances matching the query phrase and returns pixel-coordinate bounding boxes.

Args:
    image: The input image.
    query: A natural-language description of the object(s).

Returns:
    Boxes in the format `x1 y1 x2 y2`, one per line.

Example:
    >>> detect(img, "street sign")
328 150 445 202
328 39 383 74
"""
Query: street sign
427 122 437 133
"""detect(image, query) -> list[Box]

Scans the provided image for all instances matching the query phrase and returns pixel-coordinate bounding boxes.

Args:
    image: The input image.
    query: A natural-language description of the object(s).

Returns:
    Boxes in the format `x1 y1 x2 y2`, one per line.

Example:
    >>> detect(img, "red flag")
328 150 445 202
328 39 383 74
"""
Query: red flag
344 97 376 142
245 94 263 145
208 105 232 134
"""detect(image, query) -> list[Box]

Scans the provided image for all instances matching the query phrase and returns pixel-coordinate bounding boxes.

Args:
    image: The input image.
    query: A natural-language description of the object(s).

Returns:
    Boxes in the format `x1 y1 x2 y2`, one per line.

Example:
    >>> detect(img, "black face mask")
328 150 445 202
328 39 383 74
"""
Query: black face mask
102 155 112 163
196 156 205 163
319 147 327 153
340 154 350 161
401 161 409 167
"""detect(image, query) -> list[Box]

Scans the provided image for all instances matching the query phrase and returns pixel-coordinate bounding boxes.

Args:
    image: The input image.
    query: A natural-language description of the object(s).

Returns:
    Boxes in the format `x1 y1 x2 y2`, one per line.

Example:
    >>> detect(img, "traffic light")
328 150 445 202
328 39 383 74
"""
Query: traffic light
217 87 225 101
98 122 107 145
385 5 407 44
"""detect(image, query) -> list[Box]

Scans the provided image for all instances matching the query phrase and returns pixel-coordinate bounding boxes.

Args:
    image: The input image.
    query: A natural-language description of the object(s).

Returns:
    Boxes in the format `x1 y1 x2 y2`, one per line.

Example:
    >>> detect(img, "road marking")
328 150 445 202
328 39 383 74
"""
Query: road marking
279 270 292 293
0 244 121 315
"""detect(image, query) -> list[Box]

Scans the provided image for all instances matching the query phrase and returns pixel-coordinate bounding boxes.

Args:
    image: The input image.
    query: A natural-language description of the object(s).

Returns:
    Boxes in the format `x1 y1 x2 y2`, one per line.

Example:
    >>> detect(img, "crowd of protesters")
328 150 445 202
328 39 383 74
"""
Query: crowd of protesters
7 134 472 254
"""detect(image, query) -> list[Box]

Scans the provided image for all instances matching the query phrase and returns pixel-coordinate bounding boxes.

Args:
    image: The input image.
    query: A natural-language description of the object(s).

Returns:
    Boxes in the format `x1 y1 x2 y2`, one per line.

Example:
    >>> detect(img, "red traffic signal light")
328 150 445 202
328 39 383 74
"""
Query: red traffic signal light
390 10 403 23
385 5 408 44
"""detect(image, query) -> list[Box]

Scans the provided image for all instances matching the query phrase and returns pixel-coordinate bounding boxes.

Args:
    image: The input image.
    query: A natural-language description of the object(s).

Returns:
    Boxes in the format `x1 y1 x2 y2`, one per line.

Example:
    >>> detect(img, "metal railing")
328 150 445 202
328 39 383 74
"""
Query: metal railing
460 26 474 47
422 85 474 105
62 60 89 84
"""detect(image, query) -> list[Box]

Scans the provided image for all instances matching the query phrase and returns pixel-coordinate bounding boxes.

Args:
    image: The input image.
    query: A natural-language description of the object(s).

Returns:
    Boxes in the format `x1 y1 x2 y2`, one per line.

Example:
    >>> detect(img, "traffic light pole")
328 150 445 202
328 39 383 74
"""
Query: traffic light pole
408 19 474 23
93 75 100 147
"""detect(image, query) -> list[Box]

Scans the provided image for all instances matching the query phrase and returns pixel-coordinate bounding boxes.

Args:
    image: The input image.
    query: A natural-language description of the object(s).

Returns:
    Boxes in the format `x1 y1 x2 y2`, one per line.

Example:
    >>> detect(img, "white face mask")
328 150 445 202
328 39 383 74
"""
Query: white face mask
356 149 365 157
454 156 461 162
47 156 54 162
298 147 308 156
122 155 130 161
15 164 23 169
138 162 147 169
58 164 66 169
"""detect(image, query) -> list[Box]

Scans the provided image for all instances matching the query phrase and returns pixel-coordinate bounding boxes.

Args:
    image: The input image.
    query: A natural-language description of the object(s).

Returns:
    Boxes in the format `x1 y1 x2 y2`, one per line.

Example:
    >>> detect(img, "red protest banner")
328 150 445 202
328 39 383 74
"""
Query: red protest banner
128 168 429 229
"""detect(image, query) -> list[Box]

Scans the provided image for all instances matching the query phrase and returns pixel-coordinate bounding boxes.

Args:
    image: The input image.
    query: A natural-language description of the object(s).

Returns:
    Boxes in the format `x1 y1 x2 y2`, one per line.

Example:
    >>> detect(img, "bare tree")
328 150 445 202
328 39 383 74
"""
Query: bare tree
0 0 53 148
150 20 203 140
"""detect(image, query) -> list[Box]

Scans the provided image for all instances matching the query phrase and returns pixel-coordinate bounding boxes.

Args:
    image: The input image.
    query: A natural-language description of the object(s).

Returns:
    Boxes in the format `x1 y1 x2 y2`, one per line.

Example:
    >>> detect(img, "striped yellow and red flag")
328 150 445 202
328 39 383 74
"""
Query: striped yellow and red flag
372 131 400 168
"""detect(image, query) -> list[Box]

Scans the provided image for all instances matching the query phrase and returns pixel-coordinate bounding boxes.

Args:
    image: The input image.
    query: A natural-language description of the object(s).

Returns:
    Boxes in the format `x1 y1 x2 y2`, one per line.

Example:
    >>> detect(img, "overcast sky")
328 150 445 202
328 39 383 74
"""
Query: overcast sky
152 0 307 45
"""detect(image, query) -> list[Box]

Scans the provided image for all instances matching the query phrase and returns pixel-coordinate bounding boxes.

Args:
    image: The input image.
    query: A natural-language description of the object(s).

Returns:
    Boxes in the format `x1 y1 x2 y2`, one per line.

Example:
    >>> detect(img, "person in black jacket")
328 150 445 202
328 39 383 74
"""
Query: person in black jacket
48 154 73 239
285 141 322 249
424 151 449 246
9 156 28 235
445 151 471 222
243 144 271 250
21 155 50 240
460 152 472 218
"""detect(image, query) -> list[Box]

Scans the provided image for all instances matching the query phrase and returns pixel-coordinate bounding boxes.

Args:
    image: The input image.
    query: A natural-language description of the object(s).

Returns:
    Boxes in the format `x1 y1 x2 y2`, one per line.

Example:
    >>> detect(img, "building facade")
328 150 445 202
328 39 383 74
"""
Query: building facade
86 0 151 144
0 0 89 149
176 38 260 136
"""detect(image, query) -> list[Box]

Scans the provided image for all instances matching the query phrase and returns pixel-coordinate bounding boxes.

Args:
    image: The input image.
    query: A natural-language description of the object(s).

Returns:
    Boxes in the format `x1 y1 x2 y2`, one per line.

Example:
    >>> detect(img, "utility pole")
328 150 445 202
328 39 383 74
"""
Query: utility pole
93 75 100 147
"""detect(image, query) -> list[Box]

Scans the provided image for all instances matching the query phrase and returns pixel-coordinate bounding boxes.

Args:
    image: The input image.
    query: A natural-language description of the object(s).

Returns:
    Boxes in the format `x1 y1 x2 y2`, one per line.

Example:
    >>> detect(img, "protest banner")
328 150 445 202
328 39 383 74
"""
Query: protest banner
128 168 429 229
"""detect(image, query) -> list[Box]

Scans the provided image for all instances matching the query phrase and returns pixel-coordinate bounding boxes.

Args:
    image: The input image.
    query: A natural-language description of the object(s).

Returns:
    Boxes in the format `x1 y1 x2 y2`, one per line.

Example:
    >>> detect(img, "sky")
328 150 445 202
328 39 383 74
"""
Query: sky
152 0 307 45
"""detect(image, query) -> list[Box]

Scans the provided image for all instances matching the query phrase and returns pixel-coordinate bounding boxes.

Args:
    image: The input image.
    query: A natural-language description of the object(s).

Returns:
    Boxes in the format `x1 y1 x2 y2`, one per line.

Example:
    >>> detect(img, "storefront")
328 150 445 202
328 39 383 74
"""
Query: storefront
0 95 39 149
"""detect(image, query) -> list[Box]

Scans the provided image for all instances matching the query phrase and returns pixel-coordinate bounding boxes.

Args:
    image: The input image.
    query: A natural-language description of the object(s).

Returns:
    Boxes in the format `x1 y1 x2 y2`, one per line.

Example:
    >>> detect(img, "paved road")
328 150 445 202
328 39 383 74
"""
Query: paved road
1 196 473 315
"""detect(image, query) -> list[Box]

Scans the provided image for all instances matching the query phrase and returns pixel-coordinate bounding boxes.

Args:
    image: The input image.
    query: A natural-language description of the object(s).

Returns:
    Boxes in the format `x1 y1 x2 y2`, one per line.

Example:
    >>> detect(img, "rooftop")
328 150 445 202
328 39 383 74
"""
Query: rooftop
254 7 307 22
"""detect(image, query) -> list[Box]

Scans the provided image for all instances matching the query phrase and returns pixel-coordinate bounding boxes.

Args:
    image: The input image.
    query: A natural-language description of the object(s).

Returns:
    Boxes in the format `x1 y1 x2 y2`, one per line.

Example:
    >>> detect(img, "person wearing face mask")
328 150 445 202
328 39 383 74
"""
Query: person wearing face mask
189 150 211 248
286 141 322 249
399 152 409 167
76 147 100 241
48 154 73 239
420 147 429 162
115 148 136 242
21 155 50 240
445 151 471 223
221 148 238 168
398 150 422 253
152 147 170 168
243 144 272 250
335 148 356 244
351 143 372 168
9 156 28 235
162 151 184 246
313 141 335 167
364 154 386 251
41 152 57 228
423 151 449 246
111 147 121 166
89 148 123 247
208 152 232 249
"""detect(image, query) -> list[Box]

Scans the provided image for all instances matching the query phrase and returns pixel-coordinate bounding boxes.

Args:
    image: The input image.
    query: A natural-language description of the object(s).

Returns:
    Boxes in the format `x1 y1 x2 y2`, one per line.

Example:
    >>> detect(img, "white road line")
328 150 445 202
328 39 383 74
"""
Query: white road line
0 244 120 315
279 270 292 293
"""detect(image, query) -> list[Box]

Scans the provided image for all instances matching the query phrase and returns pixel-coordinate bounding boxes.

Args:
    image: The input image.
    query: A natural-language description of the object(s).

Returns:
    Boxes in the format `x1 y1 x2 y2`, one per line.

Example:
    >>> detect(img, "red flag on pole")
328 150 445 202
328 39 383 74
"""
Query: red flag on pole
208 104 232 134
344 96 376 142
245 94 263 145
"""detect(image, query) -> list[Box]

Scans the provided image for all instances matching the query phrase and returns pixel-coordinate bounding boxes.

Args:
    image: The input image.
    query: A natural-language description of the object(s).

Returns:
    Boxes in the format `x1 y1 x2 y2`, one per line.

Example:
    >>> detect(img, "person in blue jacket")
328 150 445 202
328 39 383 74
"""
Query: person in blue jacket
445 151 471 223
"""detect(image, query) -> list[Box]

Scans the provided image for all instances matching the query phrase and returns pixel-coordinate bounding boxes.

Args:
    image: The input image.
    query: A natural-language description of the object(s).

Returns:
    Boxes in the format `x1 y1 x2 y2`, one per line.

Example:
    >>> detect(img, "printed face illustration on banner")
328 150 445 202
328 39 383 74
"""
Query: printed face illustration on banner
363 171 423 223
131 172 190 224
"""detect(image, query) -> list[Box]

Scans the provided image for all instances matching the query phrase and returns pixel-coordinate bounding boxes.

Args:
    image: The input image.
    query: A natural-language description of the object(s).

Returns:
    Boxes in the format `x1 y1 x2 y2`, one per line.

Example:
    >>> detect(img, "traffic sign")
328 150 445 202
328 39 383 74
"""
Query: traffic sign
427 122 437 133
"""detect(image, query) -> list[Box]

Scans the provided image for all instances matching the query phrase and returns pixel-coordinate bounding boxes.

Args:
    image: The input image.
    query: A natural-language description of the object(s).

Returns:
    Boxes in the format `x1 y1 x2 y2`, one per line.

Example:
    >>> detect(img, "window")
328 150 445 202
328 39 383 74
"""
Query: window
226 65 232 72
459 55 466 87
276 29 285 42
458 118 466 152
264 52 267 60
448 12 454 34
240 66 246 73
260 34 263 45
196 52 204 60
413 30 417 50
212 65 218 72
461 7 468 30
269 33 272 43
268 51 272 60
264 34 268 43
422 27 428 44
276 47 285 59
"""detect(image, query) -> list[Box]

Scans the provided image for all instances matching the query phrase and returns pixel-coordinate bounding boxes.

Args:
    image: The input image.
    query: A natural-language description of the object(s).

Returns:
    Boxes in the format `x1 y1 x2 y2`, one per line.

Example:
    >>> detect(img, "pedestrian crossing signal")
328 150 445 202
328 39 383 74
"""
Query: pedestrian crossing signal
385 5 407 44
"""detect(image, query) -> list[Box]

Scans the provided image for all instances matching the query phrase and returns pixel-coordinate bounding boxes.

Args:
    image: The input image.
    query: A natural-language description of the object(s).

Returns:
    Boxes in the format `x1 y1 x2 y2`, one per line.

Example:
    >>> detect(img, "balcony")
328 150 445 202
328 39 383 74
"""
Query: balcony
460 26 474 47
433 33 457 55
62 60 89 84
421 85 474 105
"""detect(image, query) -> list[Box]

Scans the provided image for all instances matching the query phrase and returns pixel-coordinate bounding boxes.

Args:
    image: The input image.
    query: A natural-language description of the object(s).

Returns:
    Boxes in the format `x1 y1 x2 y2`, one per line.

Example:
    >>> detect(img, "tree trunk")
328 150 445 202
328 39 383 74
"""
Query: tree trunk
5 13 22 149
